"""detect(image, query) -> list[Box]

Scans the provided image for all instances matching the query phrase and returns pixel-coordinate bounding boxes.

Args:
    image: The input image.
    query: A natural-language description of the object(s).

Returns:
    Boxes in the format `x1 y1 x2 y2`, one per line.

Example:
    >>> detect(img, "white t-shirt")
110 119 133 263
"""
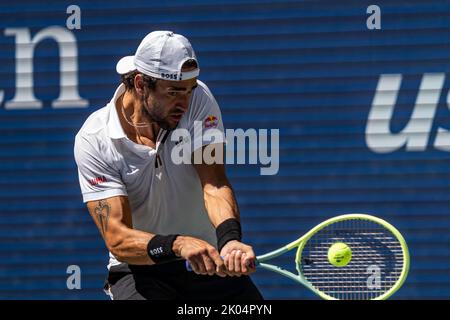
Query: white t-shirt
74 81 225 269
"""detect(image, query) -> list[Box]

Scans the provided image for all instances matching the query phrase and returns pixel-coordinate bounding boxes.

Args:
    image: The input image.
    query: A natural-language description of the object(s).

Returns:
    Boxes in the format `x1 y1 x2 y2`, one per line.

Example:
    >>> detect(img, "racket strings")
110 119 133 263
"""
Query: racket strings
299 219 405 300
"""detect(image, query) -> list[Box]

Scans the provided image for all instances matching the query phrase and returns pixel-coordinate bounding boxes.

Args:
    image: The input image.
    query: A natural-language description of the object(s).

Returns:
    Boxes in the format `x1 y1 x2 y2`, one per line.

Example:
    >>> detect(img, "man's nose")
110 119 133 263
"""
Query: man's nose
176 95 190 112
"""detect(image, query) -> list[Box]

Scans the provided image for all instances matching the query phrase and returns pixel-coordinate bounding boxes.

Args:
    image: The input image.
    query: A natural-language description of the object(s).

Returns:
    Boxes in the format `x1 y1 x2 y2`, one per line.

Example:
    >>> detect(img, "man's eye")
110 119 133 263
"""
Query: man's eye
168 92 178 97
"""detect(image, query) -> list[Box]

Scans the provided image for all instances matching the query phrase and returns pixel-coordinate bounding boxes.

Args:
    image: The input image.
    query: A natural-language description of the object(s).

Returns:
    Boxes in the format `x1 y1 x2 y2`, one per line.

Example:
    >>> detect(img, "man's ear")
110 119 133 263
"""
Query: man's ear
134 73 145 96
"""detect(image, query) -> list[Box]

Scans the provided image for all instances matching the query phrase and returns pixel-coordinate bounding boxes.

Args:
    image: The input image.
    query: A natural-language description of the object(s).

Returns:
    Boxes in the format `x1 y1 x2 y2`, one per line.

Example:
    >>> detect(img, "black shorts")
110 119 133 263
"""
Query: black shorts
104 260 264 300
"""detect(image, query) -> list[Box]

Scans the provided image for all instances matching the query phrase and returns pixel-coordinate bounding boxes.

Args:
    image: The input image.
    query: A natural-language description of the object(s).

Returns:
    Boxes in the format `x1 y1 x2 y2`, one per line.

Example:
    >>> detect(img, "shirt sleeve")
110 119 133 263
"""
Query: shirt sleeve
187 81 225 152
74 133 128 203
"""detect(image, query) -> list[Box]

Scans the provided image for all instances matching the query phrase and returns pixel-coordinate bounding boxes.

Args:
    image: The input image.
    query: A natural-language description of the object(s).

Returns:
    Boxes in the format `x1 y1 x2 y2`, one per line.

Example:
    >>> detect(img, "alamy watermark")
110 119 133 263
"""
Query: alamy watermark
366 265 382 289
366 5 381 30
66 265 81 290
169 122 279 176
66 5 81 30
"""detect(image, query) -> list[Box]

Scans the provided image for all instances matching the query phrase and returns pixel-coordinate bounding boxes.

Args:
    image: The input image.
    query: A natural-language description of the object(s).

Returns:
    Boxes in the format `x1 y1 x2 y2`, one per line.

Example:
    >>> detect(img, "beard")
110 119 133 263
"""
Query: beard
140 93 175 130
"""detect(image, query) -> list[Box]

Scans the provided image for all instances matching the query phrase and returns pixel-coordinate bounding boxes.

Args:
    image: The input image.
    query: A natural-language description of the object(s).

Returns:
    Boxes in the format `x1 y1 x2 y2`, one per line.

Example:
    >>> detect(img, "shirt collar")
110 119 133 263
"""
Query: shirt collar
107 84 127 139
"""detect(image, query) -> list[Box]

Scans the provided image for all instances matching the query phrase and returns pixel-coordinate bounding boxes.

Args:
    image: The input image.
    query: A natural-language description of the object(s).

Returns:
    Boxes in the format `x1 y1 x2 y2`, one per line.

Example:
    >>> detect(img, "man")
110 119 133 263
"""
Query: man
74 30 263 300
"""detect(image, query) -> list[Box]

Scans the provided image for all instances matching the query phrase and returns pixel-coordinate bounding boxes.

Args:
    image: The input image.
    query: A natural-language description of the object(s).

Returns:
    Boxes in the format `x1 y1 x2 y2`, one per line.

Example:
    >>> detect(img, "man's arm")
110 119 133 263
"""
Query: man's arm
193 144 256 276
86 195 226 276
194 160 239 226
87 196 152 265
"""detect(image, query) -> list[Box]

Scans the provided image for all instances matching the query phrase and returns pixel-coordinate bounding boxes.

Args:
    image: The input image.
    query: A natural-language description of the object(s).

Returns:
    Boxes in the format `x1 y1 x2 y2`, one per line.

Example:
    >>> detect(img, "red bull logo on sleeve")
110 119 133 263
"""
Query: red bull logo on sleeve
204 115 218 129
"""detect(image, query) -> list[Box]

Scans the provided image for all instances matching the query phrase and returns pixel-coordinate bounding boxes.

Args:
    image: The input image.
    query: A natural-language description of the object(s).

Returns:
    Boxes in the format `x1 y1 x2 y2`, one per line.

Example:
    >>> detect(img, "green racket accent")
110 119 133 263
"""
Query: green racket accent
255 214 410 300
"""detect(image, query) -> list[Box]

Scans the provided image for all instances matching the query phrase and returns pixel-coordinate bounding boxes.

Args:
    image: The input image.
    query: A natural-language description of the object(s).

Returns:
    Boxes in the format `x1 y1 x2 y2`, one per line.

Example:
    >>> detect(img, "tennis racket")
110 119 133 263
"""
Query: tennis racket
187 213 410 300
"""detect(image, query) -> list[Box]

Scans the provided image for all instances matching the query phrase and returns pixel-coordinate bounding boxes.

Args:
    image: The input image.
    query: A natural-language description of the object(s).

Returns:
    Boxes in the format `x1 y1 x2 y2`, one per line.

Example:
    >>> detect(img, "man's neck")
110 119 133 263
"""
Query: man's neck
117 90 161 147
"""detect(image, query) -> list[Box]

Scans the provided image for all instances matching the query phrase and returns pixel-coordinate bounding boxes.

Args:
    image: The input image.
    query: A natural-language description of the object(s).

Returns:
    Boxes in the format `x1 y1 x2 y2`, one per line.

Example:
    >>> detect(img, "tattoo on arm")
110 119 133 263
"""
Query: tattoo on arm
94 200 110 236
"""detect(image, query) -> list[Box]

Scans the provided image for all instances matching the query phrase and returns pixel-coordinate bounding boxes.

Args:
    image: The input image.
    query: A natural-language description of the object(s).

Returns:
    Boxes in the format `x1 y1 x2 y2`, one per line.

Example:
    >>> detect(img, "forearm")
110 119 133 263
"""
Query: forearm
105 224 155 265
203 182 240 227
88 197 155 265
193 159 243 252
204 183 255 275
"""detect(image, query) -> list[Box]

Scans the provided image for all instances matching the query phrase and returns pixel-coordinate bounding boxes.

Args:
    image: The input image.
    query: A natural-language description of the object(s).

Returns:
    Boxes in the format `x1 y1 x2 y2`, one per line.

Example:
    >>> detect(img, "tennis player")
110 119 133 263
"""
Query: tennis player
74 31 263 300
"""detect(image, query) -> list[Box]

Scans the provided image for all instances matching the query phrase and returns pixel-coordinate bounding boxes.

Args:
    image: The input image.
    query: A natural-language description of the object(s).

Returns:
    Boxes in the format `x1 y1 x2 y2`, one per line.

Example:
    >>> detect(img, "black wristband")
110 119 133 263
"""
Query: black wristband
216 218 242 252
147 234 179 264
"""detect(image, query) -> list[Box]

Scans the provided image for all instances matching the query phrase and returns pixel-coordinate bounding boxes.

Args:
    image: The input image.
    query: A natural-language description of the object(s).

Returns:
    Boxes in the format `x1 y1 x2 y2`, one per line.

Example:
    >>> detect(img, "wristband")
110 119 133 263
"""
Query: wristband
147 234 179 264
216 218 242 252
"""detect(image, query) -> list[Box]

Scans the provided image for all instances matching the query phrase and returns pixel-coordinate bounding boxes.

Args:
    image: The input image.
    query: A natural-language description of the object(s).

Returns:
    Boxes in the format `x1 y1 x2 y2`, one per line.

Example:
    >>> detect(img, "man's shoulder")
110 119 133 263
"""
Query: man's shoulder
193 80 215 101
76 105 110 139
74 105 112 157
187 79 220 118
74 104 120 170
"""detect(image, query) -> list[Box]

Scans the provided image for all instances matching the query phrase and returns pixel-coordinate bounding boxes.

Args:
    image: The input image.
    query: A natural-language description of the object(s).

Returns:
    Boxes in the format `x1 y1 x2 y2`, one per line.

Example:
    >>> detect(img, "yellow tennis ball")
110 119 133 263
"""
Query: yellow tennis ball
328 242 352 267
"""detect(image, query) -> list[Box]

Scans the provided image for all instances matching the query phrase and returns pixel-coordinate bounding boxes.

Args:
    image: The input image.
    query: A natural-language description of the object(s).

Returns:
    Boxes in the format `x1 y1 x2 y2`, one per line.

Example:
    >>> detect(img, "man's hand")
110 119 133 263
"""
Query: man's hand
220 240 257 276
173 236 227 277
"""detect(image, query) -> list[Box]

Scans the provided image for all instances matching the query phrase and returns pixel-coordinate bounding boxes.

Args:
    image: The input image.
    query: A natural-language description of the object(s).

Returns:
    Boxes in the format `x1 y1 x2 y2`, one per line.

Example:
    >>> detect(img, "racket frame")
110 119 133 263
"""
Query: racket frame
255 213 410 300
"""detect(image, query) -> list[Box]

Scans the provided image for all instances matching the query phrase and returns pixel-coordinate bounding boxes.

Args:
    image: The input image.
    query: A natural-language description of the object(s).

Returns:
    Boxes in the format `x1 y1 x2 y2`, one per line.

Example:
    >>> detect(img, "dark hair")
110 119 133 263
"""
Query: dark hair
120 70 158 91
182 59 198 69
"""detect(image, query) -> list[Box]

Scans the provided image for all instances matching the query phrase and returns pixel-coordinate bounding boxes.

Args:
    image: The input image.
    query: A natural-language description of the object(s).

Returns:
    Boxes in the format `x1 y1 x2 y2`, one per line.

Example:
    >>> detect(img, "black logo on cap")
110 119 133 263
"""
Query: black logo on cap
161 73 178 80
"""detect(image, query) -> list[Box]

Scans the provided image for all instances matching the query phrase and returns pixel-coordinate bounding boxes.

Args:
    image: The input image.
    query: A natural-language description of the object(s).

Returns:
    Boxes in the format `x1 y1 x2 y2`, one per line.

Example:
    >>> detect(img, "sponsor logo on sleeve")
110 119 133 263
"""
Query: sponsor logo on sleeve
89 175 107 186
204 115 218 129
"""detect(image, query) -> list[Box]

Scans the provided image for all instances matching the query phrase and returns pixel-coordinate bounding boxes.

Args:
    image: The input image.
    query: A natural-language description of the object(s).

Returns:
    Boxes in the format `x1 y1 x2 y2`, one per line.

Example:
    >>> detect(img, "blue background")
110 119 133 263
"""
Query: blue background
0 0 449 299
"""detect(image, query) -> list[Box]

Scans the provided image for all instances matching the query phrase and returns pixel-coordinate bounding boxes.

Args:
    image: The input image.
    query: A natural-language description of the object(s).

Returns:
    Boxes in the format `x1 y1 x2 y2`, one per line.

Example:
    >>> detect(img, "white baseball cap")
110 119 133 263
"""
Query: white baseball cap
116 30 200 81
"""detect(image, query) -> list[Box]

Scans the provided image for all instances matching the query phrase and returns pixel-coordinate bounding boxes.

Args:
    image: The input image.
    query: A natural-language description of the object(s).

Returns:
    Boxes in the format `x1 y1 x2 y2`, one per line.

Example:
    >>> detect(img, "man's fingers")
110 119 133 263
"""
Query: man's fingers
215 265 227 277
197 256 210 275
223 253 229 269
200 254 215 275
208 248 224 268
227 250 242 277
206 248 229 277
242 253 256 273
214 258 228 277
215 260 228 277
218 242 258 276
243 257 257 275
189 259 203 275
227 250 237 274
222 253 234 276
234 250 243 276
241 253 248 273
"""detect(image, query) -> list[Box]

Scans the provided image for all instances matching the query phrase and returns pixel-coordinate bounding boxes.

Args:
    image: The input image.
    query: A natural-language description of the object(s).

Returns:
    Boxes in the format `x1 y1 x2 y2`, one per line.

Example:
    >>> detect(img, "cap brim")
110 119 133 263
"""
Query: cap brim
116 56 136 74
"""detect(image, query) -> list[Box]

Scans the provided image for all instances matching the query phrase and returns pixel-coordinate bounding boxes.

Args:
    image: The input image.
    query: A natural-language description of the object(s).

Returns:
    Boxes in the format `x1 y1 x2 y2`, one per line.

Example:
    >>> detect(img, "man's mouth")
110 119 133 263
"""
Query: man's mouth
170 113 184 121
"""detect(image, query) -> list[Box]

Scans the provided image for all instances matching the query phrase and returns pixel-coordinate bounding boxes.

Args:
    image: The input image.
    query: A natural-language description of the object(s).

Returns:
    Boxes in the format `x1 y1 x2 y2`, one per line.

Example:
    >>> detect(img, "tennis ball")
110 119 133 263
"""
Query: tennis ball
328 242 352 267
